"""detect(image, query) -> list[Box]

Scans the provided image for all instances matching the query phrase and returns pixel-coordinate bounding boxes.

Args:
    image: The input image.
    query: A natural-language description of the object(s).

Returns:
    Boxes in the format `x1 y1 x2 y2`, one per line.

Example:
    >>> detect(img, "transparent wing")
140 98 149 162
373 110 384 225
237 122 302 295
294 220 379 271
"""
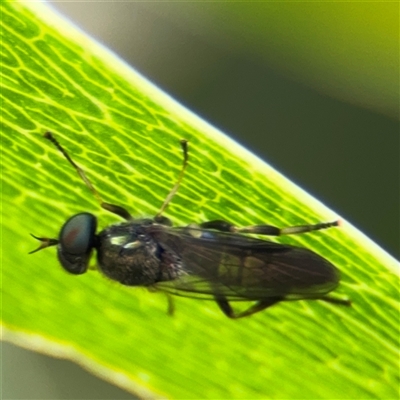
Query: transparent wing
150 226 340 302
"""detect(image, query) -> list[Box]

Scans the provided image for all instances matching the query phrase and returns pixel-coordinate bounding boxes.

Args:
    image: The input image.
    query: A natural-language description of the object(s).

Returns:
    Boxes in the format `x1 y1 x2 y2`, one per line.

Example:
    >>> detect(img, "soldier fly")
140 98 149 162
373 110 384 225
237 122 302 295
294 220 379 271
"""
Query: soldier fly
30 132 350 318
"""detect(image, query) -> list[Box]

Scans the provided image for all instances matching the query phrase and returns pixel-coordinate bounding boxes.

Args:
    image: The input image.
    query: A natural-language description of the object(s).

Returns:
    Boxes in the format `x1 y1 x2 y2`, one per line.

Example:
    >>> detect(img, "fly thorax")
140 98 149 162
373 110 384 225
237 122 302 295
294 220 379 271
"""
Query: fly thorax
96 221 163 286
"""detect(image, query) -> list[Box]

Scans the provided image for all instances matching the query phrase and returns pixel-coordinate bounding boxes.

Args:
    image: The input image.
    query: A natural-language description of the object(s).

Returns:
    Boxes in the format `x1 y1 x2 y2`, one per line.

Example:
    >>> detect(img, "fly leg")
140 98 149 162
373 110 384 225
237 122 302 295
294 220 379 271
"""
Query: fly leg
44 132 133 220
200 219 339 236
166 293 175 316
215 296 284 319
217 296 351 318
319 296 351 306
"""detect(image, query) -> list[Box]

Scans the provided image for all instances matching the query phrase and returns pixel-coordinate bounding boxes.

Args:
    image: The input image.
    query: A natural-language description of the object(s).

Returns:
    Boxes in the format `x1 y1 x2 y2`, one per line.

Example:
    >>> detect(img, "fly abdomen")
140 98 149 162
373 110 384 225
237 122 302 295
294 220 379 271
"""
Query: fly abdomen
212 246 340 301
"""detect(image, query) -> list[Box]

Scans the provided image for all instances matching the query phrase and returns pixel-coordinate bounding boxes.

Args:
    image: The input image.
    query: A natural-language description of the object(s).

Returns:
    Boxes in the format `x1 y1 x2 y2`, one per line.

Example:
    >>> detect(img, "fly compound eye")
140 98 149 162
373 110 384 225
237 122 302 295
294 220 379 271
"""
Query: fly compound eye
58 213 97 274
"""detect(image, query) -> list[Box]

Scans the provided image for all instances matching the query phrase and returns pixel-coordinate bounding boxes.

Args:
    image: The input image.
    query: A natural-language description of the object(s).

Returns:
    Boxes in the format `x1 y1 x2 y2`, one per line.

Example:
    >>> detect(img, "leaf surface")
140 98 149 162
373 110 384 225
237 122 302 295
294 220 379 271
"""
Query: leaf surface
1 2 398 399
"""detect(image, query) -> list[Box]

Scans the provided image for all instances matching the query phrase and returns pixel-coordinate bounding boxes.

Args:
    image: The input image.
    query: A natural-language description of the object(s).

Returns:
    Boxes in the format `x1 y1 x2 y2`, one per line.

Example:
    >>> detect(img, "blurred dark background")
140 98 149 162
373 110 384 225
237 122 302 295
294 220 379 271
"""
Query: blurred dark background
4 3 398 399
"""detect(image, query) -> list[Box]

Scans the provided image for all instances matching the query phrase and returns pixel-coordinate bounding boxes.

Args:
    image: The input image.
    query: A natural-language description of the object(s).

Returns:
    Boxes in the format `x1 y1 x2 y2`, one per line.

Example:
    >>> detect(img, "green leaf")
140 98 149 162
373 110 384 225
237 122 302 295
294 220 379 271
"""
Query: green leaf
2 2 398 399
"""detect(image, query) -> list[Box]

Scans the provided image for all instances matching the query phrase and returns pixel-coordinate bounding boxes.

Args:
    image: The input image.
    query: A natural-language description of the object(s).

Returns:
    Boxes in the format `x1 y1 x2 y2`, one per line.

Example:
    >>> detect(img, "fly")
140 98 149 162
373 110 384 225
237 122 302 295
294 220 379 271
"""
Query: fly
30 132 350 318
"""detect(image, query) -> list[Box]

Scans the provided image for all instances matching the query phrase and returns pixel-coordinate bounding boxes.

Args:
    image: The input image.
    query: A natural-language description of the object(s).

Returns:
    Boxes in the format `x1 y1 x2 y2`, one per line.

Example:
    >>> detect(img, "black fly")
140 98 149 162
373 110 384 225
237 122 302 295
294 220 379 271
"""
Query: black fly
30 132 350 318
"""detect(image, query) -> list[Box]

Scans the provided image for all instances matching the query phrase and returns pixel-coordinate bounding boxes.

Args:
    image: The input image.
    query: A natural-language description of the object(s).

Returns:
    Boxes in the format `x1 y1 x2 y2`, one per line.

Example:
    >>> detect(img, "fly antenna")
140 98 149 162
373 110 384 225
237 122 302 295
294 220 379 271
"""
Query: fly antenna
29 234 59 254
156 140 188 218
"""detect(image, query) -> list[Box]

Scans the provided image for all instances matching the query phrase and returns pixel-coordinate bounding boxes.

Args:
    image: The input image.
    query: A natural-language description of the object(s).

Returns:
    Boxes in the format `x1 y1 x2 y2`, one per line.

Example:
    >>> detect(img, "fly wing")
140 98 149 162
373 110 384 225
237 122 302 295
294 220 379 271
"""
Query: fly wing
150 226 340 301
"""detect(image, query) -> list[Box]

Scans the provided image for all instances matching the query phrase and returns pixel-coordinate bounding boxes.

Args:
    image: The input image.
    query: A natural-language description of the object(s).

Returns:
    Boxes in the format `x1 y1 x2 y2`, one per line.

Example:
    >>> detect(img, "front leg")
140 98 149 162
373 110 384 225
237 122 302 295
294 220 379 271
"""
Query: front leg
200 219 339 237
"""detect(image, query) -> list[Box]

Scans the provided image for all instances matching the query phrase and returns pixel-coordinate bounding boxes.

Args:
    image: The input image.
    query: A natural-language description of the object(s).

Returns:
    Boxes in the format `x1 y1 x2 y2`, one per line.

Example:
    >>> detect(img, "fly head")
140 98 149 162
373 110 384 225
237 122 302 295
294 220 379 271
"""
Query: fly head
30 212 97 275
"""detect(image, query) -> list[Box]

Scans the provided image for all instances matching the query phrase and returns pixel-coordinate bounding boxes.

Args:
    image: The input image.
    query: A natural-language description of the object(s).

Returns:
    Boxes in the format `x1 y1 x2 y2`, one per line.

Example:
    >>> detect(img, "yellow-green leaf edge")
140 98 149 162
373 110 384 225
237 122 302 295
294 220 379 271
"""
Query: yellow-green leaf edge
2 2 398 399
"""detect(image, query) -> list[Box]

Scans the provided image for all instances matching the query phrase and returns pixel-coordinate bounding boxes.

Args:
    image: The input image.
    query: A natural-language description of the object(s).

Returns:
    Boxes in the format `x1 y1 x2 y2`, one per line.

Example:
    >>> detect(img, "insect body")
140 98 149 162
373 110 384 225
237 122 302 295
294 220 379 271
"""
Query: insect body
30 133 350 318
